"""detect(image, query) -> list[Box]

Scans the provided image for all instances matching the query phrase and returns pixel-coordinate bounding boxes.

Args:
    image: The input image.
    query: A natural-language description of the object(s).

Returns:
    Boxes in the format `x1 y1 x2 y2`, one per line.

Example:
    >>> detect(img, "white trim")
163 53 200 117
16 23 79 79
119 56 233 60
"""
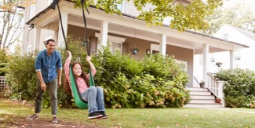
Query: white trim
160 34 167 56
230 50 235 70
29 4 35 19
203 44 209 87
68 21 194 50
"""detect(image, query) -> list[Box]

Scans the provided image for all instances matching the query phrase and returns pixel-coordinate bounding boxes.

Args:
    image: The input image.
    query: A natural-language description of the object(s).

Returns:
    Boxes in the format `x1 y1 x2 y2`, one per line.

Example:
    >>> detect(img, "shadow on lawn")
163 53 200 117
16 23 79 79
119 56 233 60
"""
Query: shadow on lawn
0 114 104 128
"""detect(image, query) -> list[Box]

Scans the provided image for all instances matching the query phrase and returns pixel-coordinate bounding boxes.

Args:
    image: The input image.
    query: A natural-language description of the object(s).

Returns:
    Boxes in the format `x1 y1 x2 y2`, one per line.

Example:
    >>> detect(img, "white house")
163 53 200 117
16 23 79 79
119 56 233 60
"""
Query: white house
194 24 255 81
22 0 248 88
214 24 255 70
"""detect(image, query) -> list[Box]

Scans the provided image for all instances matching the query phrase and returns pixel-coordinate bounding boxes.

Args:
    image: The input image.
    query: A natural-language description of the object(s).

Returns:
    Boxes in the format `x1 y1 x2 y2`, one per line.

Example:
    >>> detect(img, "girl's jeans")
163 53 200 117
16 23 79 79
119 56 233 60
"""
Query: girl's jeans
81 86 105 113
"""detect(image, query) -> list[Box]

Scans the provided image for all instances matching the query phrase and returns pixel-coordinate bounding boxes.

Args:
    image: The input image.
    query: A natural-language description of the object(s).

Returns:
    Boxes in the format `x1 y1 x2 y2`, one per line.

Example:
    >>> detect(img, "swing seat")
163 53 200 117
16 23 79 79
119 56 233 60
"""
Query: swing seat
70 66 95 109
70 66 88 109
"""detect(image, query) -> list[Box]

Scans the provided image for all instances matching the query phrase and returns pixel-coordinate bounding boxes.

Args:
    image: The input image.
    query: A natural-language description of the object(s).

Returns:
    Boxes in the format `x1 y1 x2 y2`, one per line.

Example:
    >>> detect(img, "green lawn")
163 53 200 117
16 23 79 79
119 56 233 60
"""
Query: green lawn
0 99 254 128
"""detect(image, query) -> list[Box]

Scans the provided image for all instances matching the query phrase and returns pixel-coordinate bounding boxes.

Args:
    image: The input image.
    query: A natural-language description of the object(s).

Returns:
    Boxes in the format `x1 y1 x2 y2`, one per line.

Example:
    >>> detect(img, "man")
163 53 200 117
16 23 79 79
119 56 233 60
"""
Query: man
27 39 62 124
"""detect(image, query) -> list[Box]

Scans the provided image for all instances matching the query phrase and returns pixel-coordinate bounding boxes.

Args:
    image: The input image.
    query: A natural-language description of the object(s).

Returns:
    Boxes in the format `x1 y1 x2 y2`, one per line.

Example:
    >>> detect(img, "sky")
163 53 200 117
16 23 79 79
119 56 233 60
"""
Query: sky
222 0 255 8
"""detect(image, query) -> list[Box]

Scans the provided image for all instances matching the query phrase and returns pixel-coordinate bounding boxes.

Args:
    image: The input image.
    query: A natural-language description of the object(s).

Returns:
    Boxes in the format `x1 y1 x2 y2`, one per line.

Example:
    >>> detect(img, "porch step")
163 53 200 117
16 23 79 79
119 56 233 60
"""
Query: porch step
186 87 208 92
184 87 222 108
190 91 211 95
183 103 222 108
189 99 215 103
190 95 215 99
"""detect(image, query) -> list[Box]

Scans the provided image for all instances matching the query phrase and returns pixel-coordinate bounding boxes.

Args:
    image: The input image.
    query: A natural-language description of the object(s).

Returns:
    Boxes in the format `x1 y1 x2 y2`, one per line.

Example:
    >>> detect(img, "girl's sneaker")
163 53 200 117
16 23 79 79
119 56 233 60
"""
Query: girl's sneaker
88 112 102 119
100 111 108 119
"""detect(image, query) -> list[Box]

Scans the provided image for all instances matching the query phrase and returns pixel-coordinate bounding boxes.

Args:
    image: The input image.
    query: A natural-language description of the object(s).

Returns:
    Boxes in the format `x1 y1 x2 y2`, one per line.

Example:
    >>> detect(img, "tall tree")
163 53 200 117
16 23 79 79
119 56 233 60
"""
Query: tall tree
71 0 223 31
0 0 35 50
202 2 255 35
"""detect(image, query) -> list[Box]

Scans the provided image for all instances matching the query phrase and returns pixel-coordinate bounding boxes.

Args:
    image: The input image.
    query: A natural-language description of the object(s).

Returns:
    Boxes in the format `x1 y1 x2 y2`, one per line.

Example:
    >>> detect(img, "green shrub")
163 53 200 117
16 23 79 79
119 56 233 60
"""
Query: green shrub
92 46 189 108
6 53 37 100
215 68 255 108
6 39 189 108
0 49 10 76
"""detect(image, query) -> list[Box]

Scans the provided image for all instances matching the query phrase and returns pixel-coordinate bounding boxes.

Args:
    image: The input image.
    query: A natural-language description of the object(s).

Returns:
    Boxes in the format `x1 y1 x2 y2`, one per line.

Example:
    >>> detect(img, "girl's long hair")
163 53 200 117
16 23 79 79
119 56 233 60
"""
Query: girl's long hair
64 62 89 95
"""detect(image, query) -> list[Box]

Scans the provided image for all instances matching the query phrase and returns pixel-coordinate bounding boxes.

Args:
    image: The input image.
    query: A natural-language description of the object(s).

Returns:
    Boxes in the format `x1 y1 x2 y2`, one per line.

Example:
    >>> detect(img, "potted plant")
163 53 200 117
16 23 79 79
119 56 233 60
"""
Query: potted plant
199 80 205 88
130 48 139 55
215 97 221 103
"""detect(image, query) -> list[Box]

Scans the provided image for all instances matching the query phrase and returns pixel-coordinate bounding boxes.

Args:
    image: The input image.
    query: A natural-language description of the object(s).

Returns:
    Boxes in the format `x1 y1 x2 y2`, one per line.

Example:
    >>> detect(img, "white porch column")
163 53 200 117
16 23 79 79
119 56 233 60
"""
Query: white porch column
34 26 41 51
203 44 209 87
57 11 69 48
99 20 109 50
159 34 167 56
230 50 235 70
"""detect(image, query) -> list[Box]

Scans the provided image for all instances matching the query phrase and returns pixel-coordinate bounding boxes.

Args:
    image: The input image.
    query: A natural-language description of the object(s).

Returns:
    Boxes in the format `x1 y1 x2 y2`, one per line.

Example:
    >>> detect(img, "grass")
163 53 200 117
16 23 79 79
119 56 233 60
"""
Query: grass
0 99 255 128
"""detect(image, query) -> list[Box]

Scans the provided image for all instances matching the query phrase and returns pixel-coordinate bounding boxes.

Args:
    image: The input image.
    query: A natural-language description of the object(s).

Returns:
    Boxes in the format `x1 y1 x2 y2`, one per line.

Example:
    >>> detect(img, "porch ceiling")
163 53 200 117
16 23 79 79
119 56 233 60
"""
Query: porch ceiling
36 1 248 54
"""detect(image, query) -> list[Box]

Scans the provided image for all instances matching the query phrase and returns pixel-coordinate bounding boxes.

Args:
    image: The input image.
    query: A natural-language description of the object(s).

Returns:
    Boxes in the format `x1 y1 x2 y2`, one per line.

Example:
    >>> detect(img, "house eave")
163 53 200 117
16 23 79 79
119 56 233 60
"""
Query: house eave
25 0 249 49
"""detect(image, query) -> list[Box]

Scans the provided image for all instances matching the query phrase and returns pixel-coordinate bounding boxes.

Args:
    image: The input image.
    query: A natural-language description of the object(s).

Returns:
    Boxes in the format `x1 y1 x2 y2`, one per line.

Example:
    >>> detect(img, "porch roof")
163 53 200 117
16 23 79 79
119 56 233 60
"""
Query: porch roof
25 0 249 54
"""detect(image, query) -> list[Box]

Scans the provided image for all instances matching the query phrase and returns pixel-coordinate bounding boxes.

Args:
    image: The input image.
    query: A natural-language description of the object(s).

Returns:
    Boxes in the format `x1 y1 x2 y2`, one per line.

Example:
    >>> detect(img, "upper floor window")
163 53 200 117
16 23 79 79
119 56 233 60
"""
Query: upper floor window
29 4 35 19
223 33 228 40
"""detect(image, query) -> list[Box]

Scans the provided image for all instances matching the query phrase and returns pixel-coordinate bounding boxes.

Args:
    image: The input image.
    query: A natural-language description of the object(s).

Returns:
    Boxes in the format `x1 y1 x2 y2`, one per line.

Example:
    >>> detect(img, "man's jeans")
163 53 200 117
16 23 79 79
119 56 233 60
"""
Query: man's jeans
81 86 105 113
35 78 58 115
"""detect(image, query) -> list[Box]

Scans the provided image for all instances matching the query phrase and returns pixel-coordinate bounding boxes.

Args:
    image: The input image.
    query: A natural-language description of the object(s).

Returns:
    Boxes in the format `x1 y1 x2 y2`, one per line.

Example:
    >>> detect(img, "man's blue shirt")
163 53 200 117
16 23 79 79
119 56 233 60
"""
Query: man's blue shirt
35 49 62 83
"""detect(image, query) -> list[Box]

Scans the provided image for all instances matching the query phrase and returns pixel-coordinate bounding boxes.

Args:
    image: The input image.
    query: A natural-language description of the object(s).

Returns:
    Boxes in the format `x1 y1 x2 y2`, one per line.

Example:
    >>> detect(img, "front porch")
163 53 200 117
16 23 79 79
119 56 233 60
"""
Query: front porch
24 1 248 88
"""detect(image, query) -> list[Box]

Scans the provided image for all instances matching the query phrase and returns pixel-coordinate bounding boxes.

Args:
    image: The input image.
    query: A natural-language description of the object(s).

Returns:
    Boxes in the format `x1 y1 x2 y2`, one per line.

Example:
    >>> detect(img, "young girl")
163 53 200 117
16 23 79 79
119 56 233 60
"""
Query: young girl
64 51 108 119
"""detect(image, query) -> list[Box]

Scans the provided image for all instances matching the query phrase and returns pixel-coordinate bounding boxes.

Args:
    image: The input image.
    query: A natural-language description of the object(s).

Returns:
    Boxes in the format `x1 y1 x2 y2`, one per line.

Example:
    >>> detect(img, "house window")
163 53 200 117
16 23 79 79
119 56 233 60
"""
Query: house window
223 33 228 40
175 59 188 71
112 42 122 53
210 53 215 62
210 58 215 62
199 54 203 65
235 56 241 60
29 4 35 19
95 33 126 54
117 1 125 13
150 44 167 55
152 50 159 54
234 50 241 61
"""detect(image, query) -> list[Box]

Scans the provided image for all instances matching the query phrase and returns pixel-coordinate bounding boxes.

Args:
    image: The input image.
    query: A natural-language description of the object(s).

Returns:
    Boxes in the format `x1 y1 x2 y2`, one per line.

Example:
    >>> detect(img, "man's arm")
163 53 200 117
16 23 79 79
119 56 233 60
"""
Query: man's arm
36 71 46 92
35 52 46 91
57 69 62 87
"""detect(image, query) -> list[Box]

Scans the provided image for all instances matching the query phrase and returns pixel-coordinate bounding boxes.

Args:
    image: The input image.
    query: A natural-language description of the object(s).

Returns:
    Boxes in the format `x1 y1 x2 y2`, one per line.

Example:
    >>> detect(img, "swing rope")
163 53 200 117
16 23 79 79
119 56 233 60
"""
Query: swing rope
80 0 95 87
51 0 94 108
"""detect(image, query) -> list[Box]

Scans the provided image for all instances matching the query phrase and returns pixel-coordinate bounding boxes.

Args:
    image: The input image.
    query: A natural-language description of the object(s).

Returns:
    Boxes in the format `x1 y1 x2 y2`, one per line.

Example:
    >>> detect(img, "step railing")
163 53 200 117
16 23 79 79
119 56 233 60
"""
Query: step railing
207 73 225 107
207 73 218 97
194 76 200 85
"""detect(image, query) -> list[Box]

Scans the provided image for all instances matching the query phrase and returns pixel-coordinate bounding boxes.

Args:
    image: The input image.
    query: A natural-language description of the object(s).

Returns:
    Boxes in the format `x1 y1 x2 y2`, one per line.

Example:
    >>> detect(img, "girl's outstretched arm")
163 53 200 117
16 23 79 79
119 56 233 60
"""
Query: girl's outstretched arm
64 51 72 82
86 55 96 71
85 55 97 79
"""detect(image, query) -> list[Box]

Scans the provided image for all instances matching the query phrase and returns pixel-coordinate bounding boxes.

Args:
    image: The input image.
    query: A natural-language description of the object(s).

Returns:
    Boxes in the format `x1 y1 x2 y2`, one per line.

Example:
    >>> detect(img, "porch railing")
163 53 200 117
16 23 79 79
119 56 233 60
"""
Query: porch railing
207 73 226 107
207 73 218 97
0 76 8 92
194 76 200 85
